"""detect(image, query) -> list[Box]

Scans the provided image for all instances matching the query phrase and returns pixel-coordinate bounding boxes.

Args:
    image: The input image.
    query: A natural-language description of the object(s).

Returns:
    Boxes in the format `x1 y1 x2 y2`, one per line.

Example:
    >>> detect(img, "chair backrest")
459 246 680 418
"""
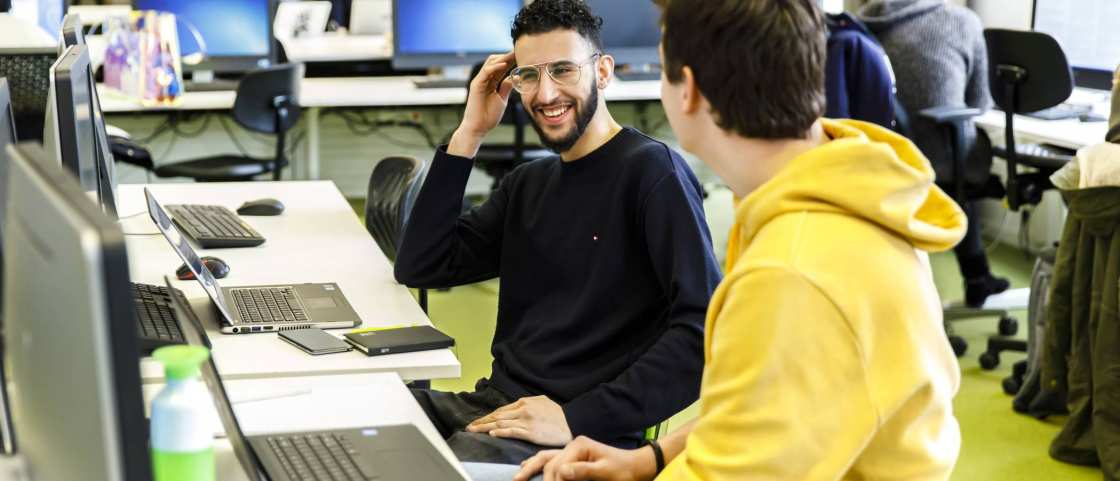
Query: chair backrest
232 63 305 135
365 156 426 262
985 29 1072 114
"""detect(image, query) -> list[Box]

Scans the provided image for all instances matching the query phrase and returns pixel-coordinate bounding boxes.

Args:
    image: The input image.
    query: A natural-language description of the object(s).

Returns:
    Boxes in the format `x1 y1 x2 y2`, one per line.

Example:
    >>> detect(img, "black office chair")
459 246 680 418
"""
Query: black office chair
468 63 552 190
148 63 304 182
365 156 429 313
976 29 1077 370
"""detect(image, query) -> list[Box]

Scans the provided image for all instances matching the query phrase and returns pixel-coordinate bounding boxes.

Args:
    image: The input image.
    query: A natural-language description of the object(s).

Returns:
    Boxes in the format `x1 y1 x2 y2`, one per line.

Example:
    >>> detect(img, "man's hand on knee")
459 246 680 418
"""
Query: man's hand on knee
466 395 573 446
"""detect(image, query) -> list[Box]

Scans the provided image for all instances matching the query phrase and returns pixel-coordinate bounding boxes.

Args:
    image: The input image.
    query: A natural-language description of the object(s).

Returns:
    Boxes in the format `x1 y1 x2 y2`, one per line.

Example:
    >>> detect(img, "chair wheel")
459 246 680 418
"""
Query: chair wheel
999 317 1019 337
979 352 1000 370
1012 360 1028 378
950 336 968 357
1002 376 1022 395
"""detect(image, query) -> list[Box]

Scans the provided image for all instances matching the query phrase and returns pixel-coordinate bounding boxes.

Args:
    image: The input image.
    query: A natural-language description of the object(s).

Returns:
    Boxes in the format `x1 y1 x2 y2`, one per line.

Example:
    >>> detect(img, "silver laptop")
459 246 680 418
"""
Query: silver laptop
349 0 390 35
146 188 362 334
164 276 465 481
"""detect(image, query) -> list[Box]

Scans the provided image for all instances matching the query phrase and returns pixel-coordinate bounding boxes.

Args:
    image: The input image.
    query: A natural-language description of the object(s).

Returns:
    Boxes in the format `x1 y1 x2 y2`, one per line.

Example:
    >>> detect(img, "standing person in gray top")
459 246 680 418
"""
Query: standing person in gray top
860 0 1009 307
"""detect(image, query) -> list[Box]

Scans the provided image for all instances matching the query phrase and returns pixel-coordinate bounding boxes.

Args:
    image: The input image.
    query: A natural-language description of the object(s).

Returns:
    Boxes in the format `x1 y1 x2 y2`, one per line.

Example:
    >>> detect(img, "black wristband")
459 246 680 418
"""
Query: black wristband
644 439 666 474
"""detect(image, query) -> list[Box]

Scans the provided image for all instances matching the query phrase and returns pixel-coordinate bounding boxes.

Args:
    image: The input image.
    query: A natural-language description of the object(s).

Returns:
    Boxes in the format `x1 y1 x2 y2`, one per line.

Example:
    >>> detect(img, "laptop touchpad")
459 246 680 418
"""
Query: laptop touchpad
304 297 337 309
368 450 453 479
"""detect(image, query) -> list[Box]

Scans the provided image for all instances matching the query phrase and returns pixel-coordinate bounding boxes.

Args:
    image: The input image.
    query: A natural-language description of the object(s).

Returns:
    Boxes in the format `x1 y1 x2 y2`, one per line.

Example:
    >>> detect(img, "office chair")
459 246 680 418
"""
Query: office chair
468 63 552 190
974 29 1077 370
365 155 429 313
911 106 1016 357
143 63 304 182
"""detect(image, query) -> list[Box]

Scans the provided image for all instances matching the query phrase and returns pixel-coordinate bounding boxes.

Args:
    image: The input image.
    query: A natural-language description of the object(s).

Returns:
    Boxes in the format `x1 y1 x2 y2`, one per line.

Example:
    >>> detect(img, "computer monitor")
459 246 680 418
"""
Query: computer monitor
0 78 16 456
0 47 55 142
1033 0 1120 90
2 141 152 481
584 0 661 68
44 45 99 206
58 14 119 218
132 0 276 75
59 12 84 52
392 0 521 86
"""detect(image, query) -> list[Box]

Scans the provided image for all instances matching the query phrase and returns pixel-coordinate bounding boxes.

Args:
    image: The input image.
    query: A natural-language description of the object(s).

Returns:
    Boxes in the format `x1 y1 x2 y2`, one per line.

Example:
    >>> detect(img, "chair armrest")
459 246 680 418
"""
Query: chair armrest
918 106 983 125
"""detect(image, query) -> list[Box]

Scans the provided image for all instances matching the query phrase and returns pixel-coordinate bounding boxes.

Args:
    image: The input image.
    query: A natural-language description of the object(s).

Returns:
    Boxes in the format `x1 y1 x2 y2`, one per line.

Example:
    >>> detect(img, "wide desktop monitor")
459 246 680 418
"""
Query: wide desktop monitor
392 0 521 86
43 44 118 219
0 78 16 456
0 47 56 142
1033 0 1120 90
2 141 151 481
584 0 661 68
133 0 276 74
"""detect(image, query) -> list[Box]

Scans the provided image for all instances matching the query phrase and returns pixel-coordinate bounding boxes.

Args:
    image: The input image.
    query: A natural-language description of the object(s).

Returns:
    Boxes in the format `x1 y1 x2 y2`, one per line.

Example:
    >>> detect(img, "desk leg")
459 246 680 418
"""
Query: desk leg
305 107 322 180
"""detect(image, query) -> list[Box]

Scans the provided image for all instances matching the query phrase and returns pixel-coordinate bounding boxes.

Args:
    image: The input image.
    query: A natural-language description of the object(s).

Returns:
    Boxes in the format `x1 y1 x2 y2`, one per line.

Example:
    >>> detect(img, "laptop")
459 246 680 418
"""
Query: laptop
146 188 362 334
163 276 466 481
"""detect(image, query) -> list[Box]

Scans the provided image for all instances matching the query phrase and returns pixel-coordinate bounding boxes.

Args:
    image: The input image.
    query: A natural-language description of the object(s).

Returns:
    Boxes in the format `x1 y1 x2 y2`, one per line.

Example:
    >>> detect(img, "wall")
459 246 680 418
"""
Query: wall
968 0 1033 29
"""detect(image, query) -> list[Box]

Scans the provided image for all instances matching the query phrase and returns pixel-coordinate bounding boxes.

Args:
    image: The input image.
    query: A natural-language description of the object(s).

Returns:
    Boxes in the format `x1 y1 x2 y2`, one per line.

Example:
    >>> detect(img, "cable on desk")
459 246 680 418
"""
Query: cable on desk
325 109 438 150
168 112 214 138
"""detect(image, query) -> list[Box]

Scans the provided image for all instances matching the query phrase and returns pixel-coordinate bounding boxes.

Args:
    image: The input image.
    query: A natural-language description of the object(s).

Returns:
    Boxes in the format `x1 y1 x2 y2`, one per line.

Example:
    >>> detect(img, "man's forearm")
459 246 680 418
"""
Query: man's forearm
660 419 696 464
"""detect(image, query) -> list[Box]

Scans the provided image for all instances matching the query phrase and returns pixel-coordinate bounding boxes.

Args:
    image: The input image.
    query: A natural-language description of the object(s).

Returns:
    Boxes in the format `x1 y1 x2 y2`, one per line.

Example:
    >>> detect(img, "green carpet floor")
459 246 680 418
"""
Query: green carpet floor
353 198 1101 479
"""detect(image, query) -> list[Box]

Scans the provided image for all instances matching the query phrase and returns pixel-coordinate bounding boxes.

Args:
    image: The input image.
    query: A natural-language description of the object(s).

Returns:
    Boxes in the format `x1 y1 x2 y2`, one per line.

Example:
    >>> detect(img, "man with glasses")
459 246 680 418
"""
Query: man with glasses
394 0 720 466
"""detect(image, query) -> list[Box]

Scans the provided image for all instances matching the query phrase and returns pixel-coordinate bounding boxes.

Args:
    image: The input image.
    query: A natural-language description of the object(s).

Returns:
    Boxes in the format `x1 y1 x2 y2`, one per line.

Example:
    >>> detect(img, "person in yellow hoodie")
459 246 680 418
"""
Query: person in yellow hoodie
511 0 967 480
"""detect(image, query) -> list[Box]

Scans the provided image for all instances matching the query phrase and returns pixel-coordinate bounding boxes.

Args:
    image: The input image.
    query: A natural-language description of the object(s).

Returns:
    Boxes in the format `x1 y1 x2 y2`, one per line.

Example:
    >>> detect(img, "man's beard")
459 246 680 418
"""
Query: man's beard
529 76 599 153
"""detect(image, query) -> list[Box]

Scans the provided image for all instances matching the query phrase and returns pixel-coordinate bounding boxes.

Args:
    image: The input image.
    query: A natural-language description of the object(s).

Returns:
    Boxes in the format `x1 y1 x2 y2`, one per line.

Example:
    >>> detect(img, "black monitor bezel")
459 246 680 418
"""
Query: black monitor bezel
0 78 15 456
50 45 101 207
584 0 662 67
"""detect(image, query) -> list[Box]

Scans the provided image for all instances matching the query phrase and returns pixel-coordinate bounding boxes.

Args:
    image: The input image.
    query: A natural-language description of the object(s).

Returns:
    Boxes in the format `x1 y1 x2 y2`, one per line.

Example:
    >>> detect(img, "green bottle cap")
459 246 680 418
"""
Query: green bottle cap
152 345 210 381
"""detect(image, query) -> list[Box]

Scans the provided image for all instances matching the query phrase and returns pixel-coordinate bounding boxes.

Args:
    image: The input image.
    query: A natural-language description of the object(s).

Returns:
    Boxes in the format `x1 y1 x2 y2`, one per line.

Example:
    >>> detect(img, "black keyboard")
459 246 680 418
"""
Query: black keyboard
133 283 185 354
166 204 265 248
267 432 376 481
231 287 309 324
614 70 662 81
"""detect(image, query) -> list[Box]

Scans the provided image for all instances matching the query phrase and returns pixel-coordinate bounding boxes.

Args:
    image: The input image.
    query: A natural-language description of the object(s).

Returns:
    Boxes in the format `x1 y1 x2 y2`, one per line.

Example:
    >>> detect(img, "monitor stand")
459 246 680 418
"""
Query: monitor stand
413 65 472 89
184 70 239 93
614 63 662 82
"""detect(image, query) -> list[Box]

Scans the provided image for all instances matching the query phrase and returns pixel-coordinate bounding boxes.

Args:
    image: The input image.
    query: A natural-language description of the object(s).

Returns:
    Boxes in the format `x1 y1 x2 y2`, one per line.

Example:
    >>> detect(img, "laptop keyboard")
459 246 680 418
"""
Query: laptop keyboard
231 287 309 323
165 204 265 248
267 433 374 481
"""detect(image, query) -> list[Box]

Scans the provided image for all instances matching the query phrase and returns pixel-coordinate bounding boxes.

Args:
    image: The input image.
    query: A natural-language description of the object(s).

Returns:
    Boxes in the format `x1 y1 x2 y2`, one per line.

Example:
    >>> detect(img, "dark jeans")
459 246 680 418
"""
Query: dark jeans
411 379 550 464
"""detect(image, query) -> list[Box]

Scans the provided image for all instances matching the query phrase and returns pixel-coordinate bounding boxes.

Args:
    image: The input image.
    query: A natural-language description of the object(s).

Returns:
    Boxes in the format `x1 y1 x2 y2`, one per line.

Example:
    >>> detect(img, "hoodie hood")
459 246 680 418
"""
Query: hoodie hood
859 0 945 32
730 119 965 262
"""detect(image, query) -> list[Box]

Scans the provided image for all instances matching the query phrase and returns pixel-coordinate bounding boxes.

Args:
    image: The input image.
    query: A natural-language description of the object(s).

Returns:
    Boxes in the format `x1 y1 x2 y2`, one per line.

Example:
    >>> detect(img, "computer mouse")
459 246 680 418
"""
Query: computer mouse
236 198 285 216
177 256 230 280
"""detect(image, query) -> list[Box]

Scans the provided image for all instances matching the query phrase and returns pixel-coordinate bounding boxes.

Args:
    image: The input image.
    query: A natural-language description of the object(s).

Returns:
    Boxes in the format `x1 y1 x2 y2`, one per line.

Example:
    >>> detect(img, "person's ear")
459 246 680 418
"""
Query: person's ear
597 54 615 89
680 65 701 114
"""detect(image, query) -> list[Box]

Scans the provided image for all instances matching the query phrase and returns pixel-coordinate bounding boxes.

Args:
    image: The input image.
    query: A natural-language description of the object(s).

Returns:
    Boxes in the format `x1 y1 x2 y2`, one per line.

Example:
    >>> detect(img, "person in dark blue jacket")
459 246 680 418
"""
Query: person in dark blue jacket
824 12 896 129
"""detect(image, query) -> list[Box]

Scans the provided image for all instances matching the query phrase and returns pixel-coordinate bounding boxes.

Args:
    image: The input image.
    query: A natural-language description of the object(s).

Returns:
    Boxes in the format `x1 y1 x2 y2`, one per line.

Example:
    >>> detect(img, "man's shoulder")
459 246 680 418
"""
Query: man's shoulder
614 128 693 183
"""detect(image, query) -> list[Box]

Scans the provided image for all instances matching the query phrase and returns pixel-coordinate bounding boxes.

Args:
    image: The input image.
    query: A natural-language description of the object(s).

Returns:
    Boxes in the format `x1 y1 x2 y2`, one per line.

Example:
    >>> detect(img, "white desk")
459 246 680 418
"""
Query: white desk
976 88 1112 150
144 373 468 481
99 78 662 180
120 181 461 383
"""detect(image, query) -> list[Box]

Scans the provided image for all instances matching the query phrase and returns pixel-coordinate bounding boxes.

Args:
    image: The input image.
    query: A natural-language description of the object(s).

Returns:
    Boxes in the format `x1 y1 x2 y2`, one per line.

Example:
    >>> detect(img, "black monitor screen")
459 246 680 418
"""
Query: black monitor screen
48 45 99 204
1033 0 1120 89
134 0 273 71
585 0 661 66
392 0 520 69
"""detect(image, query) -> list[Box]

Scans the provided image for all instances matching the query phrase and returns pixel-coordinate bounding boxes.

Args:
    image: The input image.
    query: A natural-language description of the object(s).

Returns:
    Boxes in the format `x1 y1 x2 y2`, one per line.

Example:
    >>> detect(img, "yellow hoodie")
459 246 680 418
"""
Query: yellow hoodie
658 119 966 481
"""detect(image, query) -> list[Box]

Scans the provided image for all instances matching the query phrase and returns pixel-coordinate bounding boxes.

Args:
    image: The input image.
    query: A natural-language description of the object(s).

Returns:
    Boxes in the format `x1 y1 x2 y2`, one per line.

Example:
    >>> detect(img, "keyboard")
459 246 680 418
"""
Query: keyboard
1025 103 1092 121
231 287 310 324
412 78 467 89
183 79 239 92
614 70 662 81
133 283 185 354
266 432 376 481
166 204 265 248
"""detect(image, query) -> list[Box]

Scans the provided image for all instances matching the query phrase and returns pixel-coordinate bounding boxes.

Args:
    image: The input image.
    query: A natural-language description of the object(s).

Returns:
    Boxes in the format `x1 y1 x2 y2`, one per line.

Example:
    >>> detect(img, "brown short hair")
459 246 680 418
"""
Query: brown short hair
656 0 826 139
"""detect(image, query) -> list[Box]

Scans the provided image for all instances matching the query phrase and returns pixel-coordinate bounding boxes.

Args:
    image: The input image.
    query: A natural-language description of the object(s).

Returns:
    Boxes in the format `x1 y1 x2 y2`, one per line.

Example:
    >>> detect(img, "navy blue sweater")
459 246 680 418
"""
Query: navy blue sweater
395 128 721 446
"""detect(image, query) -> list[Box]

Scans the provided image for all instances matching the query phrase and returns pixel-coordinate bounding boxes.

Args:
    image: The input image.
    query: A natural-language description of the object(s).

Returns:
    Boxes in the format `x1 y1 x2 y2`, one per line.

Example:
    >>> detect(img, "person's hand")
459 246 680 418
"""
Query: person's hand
448 51 516 158
513 436 658 481
466 395 573 446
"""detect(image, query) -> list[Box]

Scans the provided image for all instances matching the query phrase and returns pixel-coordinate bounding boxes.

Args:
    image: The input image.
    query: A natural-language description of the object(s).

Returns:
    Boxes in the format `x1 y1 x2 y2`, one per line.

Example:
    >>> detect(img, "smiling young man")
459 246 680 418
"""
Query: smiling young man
393 0 721 466
511 0 968 480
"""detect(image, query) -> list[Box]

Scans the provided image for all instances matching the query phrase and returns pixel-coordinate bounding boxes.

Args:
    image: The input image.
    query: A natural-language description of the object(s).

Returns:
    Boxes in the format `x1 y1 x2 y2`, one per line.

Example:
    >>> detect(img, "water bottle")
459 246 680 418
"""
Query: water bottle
151 345 215 481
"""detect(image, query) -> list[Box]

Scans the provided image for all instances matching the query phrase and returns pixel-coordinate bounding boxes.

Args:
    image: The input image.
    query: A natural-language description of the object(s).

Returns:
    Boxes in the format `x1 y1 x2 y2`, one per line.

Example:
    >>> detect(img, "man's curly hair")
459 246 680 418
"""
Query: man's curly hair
511 0 604 51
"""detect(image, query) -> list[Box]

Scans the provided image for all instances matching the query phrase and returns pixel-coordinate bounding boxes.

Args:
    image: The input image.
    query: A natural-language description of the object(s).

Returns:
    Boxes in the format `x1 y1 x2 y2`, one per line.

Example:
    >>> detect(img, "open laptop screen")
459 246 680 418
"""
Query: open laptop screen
144 188 235 321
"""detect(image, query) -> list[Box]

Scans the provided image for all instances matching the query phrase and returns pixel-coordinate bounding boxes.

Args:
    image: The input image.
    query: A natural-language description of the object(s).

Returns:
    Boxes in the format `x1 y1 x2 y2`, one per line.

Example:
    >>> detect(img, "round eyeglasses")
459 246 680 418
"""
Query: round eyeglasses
508 54 602 94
